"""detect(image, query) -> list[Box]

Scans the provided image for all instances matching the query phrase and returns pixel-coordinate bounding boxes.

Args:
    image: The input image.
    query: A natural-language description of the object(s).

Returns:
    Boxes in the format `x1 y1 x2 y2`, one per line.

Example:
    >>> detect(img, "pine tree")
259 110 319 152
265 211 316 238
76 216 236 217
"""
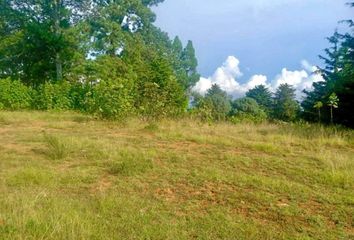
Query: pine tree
181 40 200 89
302 31 343 123
273 84 300 121
245 85 273 114
195 84 231 121
302 2 354 127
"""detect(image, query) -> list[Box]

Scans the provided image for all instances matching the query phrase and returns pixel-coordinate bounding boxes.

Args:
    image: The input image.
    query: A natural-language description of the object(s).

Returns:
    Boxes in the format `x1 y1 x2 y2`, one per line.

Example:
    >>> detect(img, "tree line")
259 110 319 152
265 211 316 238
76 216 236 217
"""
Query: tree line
191 2 354 127
301 8 354 127
0 1 353 127
190 83 299 123
0 0 199 119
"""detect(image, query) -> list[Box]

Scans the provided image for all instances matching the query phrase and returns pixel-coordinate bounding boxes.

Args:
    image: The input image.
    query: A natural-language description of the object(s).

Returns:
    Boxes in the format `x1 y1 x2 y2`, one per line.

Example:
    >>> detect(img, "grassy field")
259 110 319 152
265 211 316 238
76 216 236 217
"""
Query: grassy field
0 111 353 240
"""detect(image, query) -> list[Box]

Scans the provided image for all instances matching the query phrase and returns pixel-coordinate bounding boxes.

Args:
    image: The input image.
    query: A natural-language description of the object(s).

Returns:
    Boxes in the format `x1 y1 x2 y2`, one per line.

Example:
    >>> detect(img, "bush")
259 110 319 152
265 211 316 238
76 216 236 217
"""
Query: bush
85 79 134 120
138 78 187 121
69 83 92 111
230 112 266 124
192 84 232 122
0 78 32 110
33 82 72 110
231 97 267 123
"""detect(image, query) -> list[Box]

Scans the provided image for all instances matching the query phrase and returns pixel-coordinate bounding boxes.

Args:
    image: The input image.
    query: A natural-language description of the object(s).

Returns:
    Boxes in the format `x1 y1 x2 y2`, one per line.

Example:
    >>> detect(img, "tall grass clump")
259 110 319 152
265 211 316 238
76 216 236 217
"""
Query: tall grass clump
43 133 70 160
107 149 154 176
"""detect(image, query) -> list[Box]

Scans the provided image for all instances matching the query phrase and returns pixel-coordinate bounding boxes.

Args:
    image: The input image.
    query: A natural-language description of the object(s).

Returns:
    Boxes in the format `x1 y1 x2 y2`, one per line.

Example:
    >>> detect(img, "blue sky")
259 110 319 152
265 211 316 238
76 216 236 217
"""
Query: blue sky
152 0 352 98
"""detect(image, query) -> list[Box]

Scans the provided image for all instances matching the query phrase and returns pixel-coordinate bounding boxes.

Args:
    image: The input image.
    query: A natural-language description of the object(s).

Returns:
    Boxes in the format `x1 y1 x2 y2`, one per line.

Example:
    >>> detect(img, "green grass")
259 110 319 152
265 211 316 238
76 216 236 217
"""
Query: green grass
0 111 353 239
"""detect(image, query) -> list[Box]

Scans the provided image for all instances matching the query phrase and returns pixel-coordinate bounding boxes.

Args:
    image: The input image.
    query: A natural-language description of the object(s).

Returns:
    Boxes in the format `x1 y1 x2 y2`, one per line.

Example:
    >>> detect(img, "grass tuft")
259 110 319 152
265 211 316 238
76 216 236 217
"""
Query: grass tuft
43 133 70 160
107 150 153 176
0 113 11 125
143 122 159 132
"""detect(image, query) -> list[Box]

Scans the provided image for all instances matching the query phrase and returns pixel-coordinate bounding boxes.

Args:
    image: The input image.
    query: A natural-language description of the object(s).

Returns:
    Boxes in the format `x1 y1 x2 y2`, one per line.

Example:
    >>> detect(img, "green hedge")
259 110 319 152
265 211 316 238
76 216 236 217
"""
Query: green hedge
0 78 32 110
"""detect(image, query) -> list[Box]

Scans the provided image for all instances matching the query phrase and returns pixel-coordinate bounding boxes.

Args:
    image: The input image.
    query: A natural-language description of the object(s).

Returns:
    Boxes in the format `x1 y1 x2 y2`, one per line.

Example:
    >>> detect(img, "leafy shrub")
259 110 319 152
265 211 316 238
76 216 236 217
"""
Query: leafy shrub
0 78 32 110
68 83 92 111
138 78 187 121
85 79 134 120
191 97 214 123
192 84 232 122
231 97 267 123
33 82 72 110
230 112 266 124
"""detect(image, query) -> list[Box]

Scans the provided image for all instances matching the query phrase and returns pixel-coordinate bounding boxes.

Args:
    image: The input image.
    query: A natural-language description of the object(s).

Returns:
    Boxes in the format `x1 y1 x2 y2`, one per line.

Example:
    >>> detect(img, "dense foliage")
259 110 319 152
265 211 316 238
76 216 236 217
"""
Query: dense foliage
0 1 353 127
302 5 354 127
0 0 197 120
230 97 267 123
192 83 299 123
245 85 273 114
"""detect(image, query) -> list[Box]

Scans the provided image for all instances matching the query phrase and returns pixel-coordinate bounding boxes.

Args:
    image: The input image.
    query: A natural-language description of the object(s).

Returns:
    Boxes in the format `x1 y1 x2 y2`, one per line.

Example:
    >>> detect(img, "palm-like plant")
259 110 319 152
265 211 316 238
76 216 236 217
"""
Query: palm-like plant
313 101 323 123
327 93 339 124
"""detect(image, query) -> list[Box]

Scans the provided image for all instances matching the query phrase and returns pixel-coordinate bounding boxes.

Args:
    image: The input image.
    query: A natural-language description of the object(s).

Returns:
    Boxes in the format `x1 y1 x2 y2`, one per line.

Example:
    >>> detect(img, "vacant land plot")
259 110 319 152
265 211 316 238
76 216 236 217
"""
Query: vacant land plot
0 111 353 239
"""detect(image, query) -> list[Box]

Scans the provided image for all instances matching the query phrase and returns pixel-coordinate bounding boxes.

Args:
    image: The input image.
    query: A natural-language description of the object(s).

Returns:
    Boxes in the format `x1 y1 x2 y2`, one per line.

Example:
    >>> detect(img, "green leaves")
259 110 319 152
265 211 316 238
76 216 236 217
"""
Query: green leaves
85 79 135 120
0 0 196 121
246 85 273 113
327 93 339 109
0 78 32 110
193 84 232 122
313 101 323 110
273 84 300 122
0 0 89 84
302 3 353 127
231 97 267 123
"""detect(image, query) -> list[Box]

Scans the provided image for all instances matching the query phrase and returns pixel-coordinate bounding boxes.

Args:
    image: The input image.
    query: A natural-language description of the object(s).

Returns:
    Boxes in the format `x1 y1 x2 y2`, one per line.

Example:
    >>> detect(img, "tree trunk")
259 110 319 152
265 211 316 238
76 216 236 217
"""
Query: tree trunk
56 53 62 81
330 106 333 124
54 0 62 81
318 109 321 123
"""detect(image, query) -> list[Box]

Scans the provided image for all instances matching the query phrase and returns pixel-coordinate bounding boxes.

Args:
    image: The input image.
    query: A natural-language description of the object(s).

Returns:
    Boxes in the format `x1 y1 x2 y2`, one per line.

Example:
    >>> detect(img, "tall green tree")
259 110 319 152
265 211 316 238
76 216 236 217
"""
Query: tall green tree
245 85 273 114
302 2 354 127
273 84 300 121
181 40 200 89
172 36 183 55
302 31 343 123
169 37 200 90
0 0 91 85
195 84 231 121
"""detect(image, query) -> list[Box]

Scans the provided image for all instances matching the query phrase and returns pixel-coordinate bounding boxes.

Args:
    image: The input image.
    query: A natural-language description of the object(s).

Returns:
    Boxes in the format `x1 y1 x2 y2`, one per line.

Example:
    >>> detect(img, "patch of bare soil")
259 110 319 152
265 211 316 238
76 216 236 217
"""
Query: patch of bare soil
89 175 113 194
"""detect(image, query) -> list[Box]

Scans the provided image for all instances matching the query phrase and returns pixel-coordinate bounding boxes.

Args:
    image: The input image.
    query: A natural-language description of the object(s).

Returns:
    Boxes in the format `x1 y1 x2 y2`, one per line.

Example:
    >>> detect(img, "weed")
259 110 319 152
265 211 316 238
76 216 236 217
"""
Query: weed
43 133 70 160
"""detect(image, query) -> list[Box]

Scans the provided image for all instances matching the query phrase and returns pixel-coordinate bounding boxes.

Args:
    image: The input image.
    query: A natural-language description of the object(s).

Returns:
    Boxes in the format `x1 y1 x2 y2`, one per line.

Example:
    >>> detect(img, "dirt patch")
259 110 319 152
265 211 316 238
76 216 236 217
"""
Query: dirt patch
154 181 238 205
1 143 34 155
89 175 113 194
57 161 76 172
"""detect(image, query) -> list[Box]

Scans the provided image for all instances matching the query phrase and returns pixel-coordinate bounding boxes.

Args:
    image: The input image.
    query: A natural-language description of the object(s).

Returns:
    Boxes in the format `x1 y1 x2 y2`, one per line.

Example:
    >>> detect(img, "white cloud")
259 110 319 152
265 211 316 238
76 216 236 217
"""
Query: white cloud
271 61 324 99
301 60 317 72
193 77 212 94
247 74 269 89
192 56 257 98
192 56 324 100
